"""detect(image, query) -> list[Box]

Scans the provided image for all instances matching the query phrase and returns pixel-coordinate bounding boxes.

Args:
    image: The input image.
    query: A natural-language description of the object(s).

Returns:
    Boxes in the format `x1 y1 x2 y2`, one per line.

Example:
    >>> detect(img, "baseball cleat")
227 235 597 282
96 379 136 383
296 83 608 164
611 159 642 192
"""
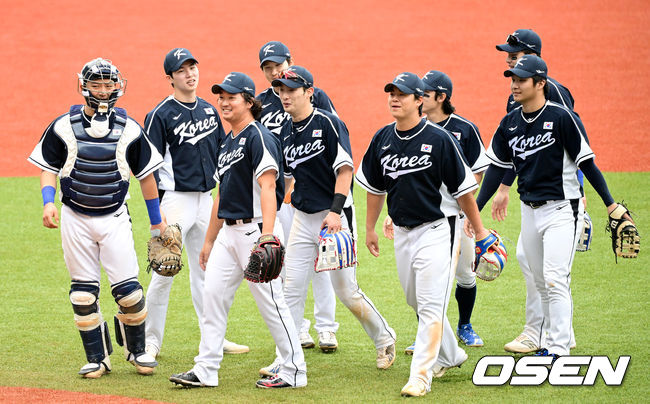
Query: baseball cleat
432 351 469 378
169 370 207 387
259 358 281 377
376 343 396 369
534 348 560 366
78 361 110 379
504 333 540 353
404 341 415 355
318 331 338 352
456 323 484 347
130 352 157 375
400 378 429 397
223 339 250 354
256 375 305 389
145 344 159 359
300 332 315 349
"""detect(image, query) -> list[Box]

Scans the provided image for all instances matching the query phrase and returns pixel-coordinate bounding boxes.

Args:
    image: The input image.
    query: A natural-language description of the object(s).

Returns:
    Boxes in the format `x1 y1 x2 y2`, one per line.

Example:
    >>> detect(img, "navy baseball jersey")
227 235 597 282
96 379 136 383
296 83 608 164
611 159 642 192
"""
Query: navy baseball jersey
28 105 163 213
144 96 225 192
356 119 477 227
486 101 593 202
257 87 337 135
215 121 284 220
507 77 574 113
437 113 490 173
281 108 353 214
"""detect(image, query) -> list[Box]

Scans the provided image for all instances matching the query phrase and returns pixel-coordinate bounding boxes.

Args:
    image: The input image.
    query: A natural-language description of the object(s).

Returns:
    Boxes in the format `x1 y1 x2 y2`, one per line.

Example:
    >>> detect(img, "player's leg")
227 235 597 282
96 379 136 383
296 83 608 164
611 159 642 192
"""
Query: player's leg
328 208 396 363
455 215 483 347
311 271 338 351
98 204 156 375
60 205 112 377
539 200 582 356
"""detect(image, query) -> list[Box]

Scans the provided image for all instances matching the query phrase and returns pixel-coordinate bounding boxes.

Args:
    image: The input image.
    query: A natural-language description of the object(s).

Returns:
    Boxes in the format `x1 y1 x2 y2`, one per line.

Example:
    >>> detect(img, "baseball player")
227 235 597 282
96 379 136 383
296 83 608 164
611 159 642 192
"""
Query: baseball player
385 71 490 353
169 72 306 389
144 48 248 359
487 29 580 353
357 72 496 397
257 41 339 351
259 66 396 376
28 58 164 378
475 55 632 359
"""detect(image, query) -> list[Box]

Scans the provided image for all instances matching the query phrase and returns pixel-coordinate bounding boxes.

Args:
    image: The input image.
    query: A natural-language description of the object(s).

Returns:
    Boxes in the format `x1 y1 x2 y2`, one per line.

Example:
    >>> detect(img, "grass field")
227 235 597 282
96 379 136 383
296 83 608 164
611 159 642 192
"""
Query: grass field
0 174 648 403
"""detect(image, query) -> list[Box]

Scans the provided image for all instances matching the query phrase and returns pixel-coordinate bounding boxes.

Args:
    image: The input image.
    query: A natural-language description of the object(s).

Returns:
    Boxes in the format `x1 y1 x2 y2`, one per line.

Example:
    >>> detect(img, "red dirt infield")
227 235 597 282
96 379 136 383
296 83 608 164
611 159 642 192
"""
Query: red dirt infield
0 386 169 404
3 0 649 178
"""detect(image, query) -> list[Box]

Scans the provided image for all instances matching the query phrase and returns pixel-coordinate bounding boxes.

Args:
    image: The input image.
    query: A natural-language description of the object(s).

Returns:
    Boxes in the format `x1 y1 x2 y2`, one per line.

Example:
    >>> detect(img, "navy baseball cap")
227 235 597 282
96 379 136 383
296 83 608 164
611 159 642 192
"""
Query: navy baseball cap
384 72 425 97
211 72 256 97
421 70 453 98
504 55 548 79
271 66 313 88
496 29 542 55
259 41 291 67
164 48 198 75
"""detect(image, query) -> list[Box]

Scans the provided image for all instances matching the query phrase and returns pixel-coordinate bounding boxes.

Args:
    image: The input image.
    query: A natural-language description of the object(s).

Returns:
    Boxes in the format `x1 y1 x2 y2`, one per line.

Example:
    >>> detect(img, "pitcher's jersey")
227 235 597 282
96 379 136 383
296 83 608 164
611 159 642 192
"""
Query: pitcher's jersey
356 118 477 227
215 121 284 220
144 96 225 192
437 113 489 173
280 108 353 214
506 76 574 113
257 87 337 135
486 101 594 203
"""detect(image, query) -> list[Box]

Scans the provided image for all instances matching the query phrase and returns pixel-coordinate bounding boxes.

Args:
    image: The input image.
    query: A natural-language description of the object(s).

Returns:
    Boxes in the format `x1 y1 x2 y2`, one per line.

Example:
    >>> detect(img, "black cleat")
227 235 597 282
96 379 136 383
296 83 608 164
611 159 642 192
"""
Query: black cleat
169 370 207 387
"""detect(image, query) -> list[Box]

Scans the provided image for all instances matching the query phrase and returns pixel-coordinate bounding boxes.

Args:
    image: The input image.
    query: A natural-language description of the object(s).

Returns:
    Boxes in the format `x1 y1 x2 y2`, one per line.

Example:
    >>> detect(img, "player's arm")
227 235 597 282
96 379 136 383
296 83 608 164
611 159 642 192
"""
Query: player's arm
40 170 59 229
578 159 633 221
284 177 294 204
366 192 385 257
258 170 278 235
200 187 224 270
322 165 353 233
457 193 489 240
139 173 167 235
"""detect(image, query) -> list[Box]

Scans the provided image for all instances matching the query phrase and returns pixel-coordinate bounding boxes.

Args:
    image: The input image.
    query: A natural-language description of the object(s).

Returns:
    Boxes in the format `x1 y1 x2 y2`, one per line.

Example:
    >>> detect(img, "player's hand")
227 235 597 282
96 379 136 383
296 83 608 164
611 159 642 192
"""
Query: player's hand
199 240 214 271
42 203 59 228
607 203 634 224
463 219 475 238
382 216 394 240
366 229 380 257
474 227 490 241
491 189 510 222
321 212 342 233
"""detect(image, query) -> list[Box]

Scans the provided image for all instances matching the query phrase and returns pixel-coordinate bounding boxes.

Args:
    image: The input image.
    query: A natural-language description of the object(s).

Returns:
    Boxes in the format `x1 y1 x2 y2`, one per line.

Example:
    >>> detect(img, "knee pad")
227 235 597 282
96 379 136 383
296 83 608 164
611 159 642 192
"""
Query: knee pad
70 281 113 364
111 280 147 326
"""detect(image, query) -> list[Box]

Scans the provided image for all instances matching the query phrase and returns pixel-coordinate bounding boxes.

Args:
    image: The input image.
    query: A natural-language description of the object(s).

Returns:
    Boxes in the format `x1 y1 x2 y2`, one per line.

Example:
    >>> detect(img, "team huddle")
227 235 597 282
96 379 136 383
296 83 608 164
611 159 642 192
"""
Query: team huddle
28 29 639 398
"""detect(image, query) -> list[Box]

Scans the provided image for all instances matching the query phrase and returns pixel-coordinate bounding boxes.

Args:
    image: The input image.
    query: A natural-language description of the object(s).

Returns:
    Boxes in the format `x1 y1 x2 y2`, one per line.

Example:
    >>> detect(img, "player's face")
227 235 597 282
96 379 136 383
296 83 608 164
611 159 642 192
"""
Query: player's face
277 84 312 117
169 61 199 92
262 60 290 83
421 90 440 117
510 76 539 103
387 89 421 120
85 79 116 100
218 92 250 123
506 51 527 68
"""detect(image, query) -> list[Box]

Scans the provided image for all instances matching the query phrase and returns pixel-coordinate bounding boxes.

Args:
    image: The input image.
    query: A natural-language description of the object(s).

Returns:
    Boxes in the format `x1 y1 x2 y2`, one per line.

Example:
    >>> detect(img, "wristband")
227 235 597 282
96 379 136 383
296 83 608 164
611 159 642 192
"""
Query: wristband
42 186 56 206
145 198 162 225
330 193 346 215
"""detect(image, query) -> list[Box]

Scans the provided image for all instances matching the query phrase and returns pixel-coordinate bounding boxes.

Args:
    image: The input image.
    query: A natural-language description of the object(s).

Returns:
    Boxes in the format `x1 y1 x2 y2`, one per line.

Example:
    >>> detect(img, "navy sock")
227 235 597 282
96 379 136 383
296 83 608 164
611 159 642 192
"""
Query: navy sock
456 284 477 327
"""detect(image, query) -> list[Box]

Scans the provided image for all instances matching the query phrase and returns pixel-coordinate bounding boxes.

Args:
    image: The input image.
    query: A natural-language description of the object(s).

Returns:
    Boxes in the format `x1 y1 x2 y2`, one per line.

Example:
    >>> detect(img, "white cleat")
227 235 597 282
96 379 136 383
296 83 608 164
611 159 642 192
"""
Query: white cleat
259 357 281 377
400 378 429 397
300 332 315 349
223 338 250 354
504 334 540 353
376 343 396 369
432 351 468 378
318 331 338 352
130 352 157 375
145 344 159 359
79 358 111 379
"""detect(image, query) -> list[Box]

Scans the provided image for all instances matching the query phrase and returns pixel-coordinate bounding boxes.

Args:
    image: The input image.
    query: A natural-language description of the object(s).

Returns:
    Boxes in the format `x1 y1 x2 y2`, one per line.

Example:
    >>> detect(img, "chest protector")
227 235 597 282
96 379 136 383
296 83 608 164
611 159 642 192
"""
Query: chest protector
59 105 131 216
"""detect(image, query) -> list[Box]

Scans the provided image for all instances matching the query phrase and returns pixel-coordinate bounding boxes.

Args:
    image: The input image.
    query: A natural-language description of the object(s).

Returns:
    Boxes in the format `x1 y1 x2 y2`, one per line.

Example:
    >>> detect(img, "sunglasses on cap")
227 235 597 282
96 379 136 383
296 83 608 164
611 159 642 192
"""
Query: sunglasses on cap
281 70 311 87
506 34 536 51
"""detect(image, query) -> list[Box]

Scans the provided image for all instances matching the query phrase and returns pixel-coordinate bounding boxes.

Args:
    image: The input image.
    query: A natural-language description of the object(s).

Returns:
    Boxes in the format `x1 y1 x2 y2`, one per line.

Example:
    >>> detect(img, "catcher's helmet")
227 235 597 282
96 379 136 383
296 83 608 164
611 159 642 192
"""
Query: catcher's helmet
77 58 126 114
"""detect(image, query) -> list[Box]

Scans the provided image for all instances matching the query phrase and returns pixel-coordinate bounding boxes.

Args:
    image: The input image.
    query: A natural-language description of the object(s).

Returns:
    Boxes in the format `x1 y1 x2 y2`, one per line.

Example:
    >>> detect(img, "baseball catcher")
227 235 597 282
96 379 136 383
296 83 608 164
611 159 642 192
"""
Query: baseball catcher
147 223 183 276
607 203 640 261
244 234 285 283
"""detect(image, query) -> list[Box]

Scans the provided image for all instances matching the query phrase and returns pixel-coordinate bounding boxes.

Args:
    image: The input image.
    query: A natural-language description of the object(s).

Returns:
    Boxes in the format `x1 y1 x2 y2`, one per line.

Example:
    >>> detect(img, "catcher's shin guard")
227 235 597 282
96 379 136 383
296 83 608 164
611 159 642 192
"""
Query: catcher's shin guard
70 281 113 368
111 280 149 360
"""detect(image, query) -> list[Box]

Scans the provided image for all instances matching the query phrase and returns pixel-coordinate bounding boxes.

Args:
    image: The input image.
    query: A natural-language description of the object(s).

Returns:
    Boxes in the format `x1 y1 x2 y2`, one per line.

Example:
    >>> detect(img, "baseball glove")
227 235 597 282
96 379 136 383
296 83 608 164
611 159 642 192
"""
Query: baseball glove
146 223 183 276
606 202 639 261
244 234 284 283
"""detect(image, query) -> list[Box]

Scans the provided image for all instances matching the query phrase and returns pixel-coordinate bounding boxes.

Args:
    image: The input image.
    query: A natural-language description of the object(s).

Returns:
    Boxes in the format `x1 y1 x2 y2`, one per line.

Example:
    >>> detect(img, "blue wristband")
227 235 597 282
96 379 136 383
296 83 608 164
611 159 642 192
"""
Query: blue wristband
145 198 162 225
42 186 56 205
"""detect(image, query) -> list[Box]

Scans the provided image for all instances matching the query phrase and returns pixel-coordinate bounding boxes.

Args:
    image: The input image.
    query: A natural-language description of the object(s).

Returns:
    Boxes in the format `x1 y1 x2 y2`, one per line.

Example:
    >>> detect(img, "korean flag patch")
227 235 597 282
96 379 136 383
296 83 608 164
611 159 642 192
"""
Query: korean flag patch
204 108 214 115
421 144 432 153
543 121 553 130
239 137 246 145
451 131 461 140
312 129 322 138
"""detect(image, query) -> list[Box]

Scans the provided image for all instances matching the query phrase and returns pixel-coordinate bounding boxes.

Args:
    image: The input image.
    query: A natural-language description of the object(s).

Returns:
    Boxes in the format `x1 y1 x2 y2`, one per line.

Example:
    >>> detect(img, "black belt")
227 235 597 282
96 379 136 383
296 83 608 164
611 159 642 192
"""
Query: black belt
225 218 253 226
523 201 547 209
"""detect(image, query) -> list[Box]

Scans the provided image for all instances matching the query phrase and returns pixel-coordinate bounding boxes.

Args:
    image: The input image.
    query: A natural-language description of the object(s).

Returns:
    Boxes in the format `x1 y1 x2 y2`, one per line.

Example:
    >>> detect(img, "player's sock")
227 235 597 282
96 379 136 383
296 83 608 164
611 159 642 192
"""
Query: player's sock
456 284 477 327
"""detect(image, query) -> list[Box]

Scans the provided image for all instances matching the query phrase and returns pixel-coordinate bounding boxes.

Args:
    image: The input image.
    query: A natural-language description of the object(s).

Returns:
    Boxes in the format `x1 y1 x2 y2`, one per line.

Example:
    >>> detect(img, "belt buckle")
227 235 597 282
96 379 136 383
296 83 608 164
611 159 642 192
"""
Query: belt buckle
526 201 546 209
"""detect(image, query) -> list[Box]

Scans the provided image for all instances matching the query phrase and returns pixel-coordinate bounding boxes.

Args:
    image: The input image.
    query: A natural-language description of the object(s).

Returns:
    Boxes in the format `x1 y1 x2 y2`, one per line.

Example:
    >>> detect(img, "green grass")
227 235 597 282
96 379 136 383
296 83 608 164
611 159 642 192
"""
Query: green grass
0 174 648 403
